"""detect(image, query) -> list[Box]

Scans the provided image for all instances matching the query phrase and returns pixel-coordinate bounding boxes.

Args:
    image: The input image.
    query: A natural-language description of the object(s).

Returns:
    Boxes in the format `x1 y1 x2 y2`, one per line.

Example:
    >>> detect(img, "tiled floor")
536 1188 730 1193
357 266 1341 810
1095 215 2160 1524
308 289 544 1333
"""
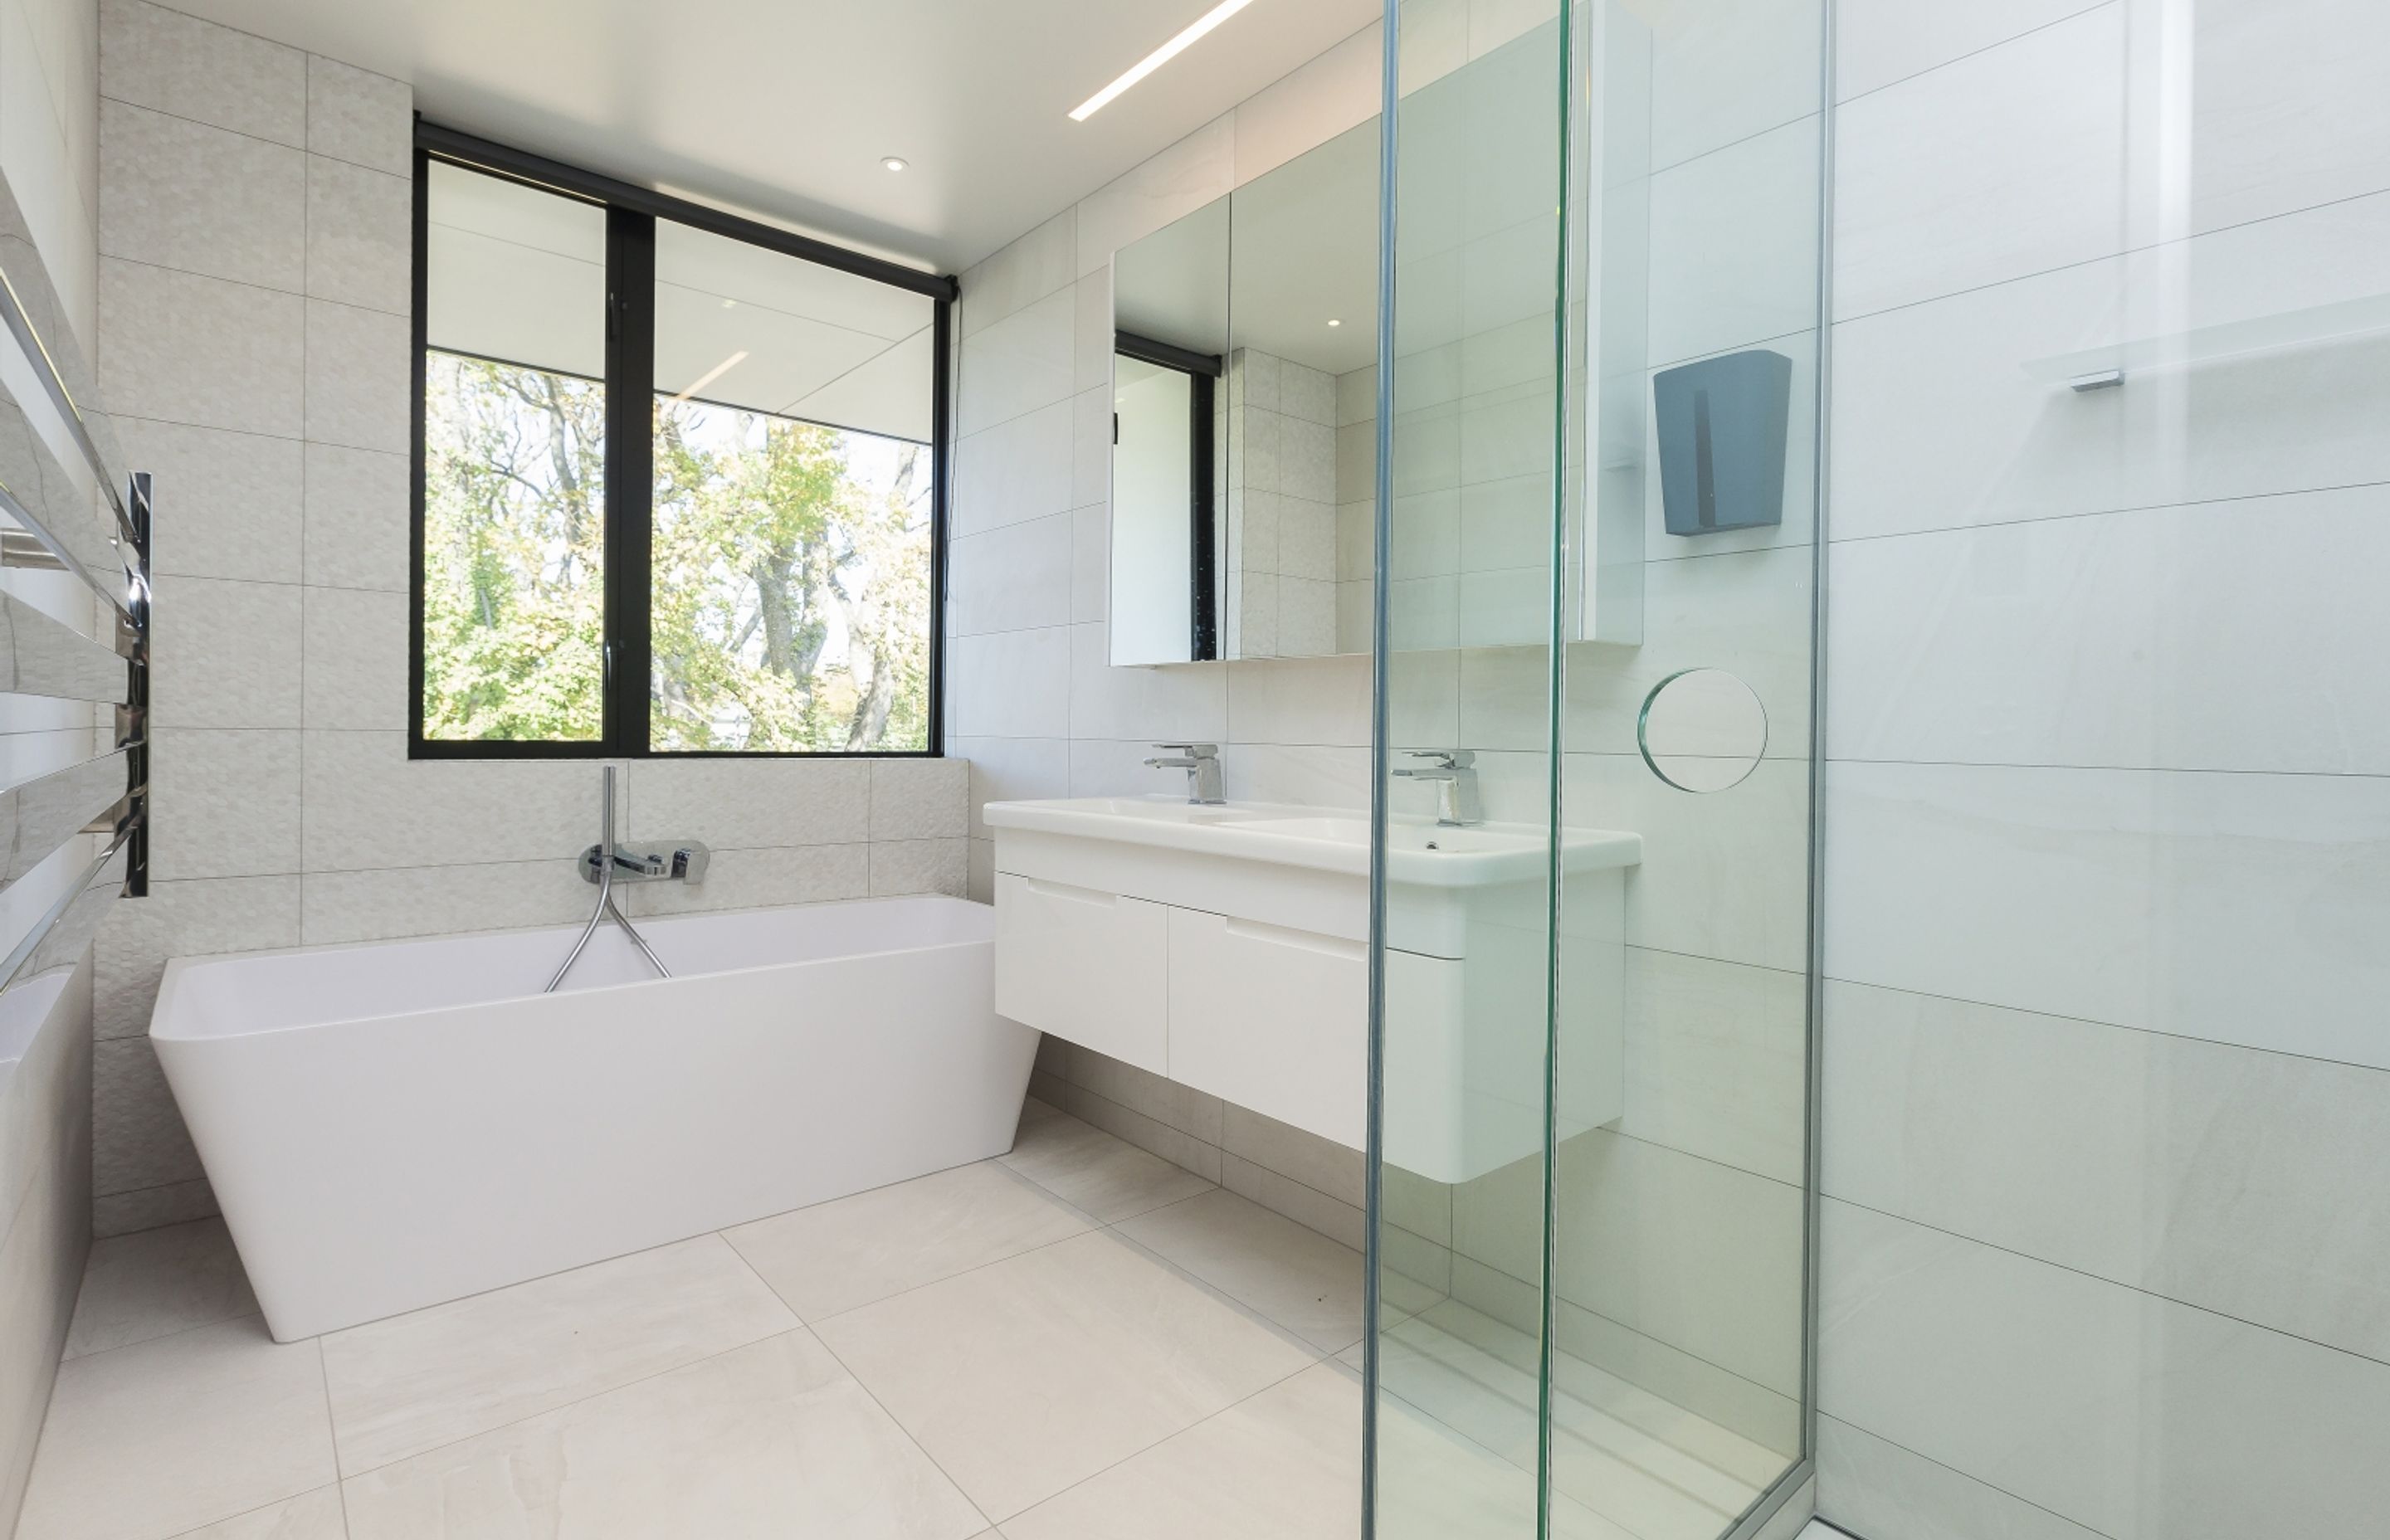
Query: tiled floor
16 1099 1783 1540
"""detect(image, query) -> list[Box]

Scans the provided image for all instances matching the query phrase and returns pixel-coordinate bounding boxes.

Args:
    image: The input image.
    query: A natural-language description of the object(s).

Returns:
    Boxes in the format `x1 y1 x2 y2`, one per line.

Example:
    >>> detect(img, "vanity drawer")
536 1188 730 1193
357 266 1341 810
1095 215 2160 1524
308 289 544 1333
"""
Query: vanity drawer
994 873 1168 1074
1165 908 1364 1148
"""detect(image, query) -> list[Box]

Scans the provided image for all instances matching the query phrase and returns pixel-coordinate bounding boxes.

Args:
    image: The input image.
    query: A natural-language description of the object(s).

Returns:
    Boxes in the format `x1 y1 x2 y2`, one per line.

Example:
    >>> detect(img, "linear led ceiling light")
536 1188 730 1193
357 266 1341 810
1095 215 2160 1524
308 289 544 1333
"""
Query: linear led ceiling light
1069 0 1257 122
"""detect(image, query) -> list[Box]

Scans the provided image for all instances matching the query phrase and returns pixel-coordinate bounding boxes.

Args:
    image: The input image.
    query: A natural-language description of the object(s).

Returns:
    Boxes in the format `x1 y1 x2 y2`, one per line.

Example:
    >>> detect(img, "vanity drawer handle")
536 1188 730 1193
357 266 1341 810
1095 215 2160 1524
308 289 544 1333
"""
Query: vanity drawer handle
1224 918 1365 961
1023 876 1120 908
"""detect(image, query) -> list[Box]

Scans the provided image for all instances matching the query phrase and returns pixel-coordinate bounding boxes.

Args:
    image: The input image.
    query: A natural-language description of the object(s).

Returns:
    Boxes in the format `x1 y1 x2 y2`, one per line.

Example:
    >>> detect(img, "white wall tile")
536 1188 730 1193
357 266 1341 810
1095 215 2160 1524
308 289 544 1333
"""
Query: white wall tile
1646 116 1820 364
1070 502 1107 622
1820 1200 2390 1540
1828 189 2390 542
1066 622 1227 743
99 0 305 147
1647 0 1822 171
953 399 1072 538
1824 759 2390 1071
1621 948 1807 1186
1824 978 2390 1368
1833 5 2126 319
961 207 1075 339
98 257 303 436
1832 0 2105 104
1828 486 2390 776
123 419 302 583
1071 271 1110 393
946 734 1071 840
1817 1414 2106 1540
1232 20 1382 184
949 626 1071 740
98 98 303 292
2184 0 2390 236
958 287 1074 434
1223 651 1370 746
949 512 1073 636
1075 114 1235 277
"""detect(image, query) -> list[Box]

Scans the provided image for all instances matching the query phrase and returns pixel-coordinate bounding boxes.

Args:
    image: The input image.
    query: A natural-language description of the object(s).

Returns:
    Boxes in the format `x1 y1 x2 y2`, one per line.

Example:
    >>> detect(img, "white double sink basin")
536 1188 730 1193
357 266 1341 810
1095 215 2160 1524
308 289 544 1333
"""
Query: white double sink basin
984 797 1641 1183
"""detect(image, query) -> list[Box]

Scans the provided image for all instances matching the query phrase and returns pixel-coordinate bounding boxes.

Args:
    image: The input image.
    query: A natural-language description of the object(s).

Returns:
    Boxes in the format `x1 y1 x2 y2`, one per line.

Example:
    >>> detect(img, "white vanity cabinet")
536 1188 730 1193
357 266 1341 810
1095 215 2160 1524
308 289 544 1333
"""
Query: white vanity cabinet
984 797 1643 1182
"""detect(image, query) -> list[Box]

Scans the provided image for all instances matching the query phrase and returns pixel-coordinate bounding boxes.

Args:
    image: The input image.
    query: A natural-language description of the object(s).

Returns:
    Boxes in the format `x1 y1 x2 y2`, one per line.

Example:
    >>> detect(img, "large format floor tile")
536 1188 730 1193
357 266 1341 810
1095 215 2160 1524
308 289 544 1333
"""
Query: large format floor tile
172 1486 349 1538
1002 1362 1360 1540
813 1228 1316 1520
997 1099 1216 1221
341 1330 985 1539
724 1160 1090 1321
16 1318 336 1540
1115 1188 1370 1352
64 1217 261 1360
319 1232 797 1474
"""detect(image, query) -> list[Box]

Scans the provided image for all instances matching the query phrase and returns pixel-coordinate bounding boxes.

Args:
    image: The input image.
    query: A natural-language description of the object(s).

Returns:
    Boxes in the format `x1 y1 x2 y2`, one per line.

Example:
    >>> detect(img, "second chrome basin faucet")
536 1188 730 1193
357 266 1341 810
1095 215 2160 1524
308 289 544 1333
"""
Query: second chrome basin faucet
1145 743 1225 805
1394 748 1483 827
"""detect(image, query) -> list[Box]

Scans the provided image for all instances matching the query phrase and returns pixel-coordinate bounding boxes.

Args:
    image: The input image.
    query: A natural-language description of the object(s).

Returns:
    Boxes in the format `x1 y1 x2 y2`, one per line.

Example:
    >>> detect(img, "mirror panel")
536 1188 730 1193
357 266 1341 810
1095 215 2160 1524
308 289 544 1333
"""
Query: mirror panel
1110 199 1228 666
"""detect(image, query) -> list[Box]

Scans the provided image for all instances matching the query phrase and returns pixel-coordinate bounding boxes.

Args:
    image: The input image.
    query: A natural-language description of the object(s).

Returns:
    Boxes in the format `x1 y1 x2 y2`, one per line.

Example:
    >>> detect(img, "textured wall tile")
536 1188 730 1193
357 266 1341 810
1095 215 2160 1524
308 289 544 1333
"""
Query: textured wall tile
118 418 303 584
300 585 407 729
303 298 408 452
150 576 302 729
868 758 967 841
305 54 409 176
867 837 968 898
99 99 305 292
300 860 589 946
99 257 304 437
627 843 871 917
301 443 407 592
92 1036 202 1195
148 729 301 880
305 155 409 314
100 0 305 147
95 875 302 1040
92 1177 218 1238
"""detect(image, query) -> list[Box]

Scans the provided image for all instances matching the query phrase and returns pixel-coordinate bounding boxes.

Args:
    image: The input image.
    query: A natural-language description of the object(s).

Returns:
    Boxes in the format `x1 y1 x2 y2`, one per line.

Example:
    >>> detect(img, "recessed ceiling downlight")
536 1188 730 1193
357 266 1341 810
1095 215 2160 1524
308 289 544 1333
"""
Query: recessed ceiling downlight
1070 0 1259 122
881 157 909 173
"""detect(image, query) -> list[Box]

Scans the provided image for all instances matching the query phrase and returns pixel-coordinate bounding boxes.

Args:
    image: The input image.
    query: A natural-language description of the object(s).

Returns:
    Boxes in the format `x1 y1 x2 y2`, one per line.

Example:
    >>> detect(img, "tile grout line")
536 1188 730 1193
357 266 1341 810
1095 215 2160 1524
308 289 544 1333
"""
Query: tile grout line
1814 1413 2121 1540
1821 1192 2390 1377
311 1335 356 1538
711 1234 1002 1535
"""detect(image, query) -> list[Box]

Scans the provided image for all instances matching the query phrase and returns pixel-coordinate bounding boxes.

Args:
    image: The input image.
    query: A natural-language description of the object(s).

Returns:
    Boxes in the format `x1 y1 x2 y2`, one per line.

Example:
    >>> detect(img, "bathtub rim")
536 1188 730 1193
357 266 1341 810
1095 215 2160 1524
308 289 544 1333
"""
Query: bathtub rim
151 891 994 1045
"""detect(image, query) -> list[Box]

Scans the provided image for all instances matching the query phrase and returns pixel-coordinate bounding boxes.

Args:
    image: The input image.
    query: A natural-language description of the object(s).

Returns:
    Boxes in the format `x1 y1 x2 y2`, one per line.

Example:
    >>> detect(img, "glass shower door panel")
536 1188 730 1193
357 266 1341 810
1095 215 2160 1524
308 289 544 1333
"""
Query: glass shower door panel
1373 0 1566 1535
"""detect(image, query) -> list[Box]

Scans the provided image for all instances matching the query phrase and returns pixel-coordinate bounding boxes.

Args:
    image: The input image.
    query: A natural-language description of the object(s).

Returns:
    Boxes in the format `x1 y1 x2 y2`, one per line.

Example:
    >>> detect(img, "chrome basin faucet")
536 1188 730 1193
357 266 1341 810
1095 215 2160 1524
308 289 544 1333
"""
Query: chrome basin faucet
1145 743 1225 805
1393 748 1483 827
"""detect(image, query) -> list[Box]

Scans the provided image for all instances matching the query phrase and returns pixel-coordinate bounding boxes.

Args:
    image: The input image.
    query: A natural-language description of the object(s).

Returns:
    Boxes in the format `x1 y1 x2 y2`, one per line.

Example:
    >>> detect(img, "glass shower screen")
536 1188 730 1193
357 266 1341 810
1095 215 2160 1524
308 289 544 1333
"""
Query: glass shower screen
1366 2 1826 1537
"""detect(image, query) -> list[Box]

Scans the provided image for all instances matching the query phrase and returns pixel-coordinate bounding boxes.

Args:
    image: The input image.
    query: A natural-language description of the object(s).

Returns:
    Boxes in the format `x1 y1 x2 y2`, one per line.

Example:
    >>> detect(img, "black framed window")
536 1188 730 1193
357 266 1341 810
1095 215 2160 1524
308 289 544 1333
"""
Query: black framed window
411 124 957 758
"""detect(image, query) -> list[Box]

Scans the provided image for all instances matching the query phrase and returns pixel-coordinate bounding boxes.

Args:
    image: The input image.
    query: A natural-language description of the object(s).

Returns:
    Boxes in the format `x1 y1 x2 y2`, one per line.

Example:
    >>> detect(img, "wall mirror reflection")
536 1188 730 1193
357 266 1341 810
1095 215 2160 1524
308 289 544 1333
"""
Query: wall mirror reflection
1108 116 1380 664
1110 197 1227 665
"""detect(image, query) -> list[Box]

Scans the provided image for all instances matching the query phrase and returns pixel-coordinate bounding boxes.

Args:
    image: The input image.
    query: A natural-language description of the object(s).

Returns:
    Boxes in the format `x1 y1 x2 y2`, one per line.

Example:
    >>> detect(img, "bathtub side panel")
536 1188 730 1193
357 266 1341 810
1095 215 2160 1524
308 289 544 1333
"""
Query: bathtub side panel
154 938 1033 1339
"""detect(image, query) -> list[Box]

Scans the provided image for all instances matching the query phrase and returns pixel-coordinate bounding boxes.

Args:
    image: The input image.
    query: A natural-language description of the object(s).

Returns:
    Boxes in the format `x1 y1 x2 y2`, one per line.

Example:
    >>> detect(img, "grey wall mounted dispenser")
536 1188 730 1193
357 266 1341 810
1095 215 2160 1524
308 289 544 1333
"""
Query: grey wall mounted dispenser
1654 348 1792 536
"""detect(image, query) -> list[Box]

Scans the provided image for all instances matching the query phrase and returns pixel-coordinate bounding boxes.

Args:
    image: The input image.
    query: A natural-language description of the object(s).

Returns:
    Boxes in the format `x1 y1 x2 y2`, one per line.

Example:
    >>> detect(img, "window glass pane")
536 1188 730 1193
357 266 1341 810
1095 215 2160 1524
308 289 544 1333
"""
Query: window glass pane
420 163 608 742
650 222 935 752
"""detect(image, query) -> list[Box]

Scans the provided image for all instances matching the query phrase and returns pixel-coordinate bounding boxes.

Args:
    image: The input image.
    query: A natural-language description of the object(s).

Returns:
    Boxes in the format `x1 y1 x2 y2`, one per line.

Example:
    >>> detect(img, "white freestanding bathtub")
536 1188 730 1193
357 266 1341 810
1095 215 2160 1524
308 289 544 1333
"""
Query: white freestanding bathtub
151 894 1033 1341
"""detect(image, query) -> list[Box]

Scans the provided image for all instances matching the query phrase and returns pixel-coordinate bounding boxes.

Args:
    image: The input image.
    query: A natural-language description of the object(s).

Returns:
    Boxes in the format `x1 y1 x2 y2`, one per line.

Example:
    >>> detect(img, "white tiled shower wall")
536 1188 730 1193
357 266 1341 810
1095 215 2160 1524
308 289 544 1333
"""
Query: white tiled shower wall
0 0 101 1524
84 0 970 1239
1816 2 2390 1538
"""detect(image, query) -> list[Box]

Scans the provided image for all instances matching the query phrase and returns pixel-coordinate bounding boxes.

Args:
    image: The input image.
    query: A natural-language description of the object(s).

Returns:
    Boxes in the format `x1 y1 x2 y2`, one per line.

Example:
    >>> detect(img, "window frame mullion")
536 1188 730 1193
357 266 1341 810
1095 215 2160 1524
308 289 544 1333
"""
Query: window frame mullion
602 207 657 758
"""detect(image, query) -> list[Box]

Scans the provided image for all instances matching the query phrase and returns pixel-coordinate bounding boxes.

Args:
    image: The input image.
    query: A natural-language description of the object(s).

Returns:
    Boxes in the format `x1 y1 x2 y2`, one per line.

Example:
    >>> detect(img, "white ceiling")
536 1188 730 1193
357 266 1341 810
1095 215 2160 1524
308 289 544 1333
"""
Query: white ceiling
164 0 1381 275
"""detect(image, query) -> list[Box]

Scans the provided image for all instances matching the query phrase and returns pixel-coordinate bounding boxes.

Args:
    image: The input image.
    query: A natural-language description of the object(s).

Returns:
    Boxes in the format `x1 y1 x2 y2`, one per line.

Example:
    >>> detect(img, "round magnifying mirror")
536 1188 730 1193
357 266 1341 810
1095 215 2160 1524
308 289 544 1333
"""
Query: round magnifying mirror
1637 668 1768 792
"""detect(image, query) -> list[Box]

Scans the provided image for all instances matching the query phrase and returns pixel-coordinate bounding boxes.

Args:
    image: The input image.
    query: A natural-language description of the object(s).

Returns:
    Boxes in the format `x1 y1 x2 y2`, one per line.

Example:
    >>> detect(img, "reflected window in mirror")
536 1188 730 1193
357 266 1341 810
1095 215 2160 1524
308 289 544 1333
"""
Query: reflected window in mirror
1108 336 1220 665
